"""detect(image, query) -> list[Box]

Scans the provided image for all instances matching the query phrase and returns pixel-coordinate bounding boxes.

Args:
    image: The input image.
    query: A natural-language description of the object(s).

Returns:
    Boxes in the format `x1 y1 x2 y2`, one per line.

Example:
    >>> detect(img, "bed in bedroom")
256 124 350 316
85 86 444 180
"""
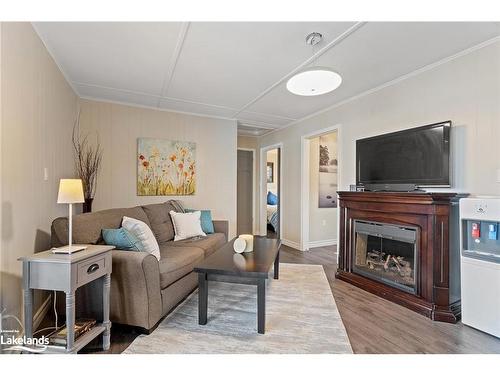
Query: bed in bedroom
267 204 278 232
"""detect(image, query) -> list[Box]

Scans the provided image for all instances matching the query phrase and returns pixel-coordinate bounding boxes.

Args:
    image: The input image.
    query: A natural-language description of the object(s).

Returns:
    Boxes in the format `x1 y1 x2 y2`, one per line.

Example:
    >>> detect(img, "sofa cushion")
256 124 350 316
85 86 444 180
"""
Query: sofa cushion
53 206 151 246
158 245 204 289
142 202 178 244
167 233 226 257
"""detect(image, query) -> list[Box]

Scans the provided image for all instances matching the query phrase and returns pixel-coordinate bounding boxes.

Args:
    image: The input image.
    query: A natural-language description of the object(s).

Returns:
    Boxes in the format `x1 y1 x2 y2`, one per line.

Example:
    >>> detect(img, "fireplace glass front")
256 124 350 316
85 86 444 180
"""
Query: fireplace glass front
352 220 418 294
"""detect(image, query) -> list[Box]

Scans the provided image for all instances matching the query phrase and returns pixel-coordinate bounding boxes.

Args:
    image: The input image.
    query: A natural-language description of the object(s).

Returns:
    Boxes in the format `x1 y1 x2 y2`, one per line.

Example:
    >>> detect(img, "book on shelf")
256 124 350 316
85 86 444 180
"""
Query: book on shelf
48 318 97 346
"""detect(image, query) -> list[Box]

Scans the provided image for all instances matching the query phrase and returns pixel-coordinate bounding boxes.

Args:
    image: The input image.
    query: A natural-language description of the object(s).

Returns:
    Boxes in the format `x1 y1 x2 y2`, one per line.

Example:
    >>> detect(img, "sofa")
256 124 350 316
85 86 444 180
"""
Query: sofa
51 201 228 333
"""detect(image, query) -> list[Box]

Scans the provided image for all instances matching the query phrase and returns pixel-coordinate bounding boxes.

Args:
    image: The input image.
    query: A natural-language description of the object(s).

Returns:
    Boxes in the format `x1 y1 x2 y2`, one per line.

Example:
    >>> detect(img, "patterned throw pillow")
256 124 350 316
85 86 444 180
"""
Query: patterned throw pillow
102 228 141 251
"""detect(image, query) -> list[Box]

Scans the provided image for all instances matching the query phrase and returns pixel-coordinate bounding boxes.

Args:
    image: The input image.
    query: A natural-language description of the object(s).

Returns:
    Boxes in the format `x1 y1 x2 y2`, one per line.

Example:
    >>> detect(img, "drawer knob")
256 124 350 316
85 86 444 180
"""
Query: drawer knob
87 263 100 274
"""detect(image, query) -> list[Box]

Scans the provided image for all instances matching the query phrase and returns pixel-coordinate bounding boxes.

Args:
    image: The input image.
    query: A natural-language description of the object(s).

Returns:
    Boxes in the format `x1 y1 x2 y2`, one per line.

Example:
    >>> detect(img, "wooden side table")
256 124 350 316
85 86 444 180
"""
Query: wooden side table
19 245 114 353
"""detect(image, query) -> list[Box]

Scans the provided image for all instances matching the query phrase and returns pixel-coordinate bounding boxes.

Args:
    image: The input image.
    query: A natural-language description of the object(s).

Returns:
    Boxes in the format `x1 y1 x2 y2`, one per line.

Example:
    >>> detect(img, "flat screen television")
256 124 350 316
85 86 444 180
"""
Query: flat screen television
356 121 451 191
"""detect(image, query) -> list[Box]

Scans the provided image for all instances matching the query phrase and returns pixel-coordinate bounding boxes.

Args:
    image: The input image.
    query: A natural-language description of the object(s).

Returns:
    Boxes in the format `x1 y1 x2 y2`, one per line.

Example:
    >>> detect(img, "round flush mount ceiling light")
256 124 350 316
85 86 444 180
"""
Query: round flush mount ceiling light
286 67 342 96
286 32 342 97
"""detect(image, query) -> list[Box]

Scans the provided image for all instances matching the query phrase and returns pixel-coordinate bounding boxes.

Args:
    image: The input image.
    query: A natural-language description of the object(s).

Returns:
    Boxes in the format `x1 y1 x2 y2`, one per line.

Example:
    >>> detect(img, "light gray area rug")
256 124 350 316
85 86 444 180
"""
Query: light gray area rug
124 263 352 354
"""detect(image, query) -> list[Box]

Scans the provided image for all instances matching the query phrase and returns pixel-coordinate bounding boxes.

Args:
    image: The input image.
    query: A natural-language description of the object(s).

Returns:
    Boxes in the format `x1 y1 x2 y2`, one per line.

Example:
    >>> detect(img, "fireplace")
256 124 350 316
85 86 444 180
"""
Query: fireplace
353 220 418 294
336 191 466 322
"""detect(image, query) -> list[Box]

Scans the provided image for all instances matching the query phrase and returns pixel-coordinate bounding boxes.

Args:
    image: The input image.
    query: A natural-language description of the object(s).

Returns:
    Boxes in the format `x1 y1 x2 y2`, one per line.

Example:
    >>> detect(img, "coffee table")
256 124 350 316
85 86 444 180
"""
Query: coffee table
193 236 280 334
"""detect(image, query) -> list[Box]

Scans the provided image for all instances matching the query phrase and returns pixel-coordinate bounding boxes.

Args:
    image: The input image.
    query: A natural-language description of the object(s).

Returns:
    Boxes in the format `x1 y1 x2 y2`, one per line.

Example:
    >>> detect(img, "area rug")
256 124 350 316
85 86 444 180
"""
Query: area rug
123 263 352 354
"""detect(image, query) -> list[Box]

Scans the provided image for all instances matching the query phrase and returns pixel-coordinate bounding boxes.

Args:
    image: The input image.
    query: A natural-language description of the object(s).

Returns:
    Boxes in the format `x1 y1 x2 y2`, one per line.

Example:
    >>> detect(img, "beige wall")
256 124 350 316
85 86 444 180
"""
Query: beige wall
309 136 338 244
0 23 78 324
79 99 238 238
0 22 3 322
237 135 260 234
237 135 259 150
260 40 500 248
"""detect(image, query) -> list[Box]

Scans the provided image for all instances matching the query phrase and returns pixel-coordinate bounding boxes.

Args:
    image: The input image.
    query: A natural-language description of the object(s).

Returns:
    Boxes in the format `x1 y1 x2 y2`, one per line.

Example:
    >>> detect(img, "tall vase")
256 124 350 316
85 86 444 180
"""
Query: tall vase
83 198 94 213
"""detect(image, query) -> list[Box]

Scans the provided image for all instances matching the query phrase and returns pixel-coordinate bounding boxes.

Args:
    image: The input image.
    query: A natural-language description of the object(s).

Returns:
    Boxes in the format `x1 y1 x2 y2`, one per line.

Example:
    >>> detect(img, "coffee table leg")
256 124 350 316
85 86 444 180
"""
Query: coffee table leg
274 249 280 280
198 273 208 325
257 279 266 334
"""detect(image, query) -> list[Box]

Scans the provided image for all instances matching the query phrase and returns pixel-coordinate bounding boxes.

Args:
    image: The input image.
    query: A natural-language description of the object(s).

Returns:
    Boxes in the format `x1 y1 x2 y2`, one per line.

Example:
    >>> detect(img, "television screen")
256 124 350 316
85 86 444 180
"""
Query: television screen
356 121 451 187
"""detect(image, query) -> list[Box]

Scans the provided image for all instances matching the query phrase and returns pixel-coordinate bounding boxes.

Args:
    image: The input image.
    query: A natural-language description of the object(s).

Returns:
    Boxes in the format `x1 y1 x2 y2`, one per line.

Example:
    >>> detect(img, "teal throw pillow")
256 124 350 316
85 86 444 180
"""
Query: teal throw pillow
102 228 142 251
185 209 215 234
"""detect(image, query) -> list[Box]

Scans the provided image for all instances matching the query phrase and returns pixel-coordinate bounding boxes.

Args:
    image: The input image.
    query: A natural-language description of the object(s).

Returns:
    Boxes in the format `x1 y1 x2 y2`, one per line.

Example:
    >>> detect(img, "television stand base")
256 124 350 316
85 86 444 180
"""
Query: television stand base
363 183 421 192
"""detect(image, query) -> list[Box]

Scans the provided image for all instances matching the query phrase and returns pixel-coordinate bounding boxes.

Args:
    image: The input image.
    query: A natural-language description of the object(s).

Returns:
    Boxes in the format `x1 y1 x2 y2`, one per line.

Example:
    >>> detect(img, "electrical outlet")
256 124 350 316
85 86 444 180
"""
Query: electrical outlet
0 309 4 348
322 219 327 226
43 167 49 181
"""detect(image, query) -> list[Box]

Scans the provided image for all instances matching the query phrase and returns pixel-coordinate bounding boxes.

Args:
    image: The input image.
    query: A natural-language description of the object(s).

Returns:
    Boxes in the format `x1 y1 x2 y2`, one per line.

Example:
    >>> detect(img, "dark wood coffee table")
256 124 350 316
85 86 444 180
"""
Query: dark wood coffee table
193 236 280 334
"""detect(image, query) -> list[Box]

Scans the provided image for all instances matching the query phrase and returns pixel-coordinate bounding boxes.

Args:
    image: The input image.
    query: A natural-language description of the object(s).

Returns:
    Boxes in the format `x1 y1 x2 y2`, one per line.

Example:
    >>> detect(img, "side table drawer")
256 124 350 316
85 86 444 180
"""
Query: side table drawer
76 254 110 287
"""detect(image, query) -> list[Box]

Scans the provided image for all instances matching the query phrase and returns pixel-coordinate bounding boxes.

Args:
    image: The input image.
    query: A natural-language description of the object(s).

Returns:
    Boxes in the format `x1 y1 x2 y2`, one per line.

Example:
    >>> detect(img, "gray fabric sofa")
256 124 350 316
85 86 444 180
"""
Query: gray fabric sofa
50 201 228 333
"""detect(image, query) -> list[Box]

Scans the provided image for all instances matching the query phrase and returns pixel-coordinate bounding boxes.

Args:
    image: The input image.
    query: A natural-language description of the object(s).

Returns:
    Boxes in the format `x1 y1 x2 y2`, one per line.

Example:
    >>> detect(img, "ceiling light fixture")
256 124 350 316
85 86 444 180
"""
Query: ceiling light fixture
286 32 342 97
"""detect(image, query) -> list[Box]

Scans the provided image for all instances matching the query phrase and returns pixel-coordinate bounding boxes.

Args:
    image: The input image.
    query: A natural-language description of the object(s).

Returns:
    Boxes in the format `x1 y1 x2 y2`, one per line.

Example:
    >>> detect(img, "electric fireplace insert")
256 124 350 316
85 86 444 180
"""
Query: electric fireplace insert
352 220 418 294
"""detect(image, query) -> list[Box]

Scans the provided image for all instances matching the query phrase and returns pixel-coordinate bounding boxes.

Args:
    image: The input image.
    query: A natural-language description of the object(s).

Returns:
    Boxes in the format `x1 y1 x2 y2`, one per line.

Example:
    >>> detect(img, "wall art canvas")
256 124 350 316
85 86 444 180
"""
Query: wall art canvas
267 162 274 183
137 138 196 196
318 132 338 208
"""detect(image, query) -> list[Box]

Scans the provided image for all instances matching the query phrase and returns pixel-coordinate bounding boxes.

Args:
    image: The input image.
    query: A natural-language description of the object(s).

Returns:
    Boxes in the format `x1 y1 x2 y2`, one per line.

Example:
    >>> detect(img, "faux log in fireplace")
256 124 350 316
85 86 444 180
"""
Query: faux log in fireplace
336 191 466 323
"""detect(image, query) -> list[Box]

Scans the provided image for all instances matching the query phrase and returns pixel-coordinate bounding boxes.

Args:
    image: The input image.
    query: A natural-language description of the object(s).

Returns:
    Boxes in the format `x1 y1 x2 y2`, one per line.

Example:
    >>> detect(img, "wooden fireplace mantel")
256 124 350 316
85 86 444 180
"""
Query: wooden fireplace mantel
336 191 467 323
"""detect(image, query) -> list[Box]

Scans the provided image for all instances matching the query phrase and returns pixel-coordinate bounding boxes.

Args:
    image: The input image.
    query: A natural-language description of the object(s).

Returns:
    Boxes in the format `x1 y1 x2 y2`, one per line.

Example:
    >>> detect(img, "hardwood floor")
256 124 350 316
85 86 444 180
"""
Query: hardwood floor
74 243 500 354
266 227 277 239
280 245 500 354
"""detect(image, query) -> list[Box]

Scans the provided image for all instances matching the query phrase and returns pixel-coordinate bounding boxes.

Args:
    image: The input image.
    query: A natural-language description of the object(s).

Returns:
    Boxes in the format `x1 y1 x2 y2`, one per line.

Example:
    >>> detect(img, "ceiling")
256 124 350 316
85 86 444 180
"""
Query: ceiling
33 22 500 136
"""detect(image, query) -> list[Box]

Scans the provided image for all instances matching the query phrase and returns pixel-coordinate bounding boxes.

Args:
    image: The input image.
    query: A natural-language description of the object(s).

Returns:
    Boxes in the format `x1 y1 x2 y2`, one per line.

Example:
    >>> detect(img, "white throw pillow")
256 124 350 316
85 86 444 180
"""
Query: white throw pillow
169 210 206 241
122 216 161 260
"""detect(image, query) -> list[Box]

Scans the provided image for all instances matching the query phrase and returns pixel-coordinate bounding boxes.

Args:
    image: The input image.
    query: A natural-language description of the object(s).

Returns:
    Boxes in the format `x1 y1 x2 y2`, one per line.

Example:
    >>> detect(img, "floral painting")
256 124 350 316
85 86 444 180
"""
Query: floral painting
137 138 196 196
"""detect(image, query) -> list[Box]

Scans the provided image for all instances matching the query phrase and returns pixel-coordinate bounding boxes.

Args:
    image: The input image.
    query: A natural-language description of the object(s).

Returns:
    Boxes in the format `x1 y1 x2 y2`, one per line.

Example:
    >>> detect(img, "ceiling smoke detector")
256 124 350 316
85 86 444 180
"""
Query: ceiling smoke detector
286 32 342 97
305 32 323 46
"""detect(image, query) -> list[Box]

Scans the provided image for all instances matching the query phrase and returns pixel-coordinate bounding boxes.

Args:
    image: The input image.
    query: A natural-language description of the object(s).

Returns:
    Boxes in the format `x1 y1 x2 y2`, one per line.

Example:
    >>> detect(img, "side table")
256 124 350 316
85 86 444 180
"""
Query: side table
19 245 114 353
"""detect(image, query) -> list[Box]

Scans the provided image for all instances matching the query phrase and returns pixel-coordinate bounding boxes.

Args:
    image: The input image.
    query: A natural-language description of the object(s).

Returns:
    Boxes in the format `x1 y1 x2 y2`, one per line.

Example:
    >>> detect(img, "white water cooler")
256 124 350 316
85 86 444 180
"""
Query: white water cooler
460 197 500 338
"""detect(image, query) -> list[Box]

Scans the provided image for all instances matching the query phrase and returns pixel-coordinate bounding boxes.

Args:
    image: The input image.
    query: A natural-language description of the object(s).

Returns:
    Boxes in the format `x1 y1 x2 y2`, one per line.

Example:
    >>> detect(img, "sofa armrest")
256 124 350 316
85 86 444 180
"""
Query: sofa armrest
213 220 229 241
110 250 162 330
51 217 69 247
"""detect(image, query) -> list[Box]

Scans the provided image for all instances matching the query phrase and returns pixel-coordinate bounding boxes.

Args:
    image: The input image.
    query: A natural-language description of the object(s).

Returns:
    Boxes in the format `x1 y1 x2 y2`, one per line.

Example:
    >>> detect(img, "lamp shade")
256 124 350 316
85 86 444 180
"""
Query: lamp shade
57 179 85 204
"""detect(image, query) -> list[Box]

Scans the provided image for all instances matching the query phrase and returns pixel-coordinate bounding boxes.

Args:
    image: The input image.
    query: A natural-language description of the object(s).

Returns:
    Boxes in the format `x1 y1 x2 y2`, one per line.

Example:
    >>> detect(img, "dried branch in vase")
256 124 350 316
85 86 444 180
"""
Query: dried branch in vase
72 112 103 200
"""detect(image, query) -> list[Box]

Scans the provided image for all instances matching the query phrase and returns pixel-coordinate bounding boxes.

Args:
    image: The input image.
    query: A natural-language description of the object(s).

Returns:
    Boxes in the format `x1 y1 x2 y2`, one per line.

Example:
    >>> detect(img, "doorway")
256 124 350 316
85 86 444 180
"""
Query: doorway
260 144 282 240
237 149 255 235
301 126 340 251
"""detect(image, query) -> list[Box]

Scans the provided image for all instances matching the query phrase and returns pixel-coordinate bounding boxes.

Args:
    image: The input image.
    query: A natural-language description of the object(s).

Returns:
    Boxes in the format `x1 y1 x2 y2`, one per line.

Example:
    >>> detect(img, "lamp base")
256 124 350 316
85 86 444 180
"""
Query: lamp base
52 245 87 254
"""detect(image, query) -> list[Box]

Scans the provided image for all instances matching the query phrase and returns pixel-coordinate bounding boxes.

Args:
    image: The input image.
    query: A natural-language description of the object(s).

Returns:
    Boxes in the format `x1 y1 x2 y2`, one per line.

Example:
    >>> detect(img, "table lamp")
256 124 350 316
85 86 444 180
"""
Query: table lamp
53 179 87 254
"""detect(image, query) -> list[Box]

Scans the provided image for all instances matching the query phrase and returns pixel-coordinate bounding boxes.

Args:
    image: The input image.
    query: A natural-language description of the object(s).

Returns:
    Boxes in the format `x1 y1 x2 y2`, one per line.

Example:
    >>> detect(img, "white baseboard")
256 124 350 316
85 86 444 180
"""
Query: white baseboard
308 239 338 248
281 238 301 250
33 294 52 331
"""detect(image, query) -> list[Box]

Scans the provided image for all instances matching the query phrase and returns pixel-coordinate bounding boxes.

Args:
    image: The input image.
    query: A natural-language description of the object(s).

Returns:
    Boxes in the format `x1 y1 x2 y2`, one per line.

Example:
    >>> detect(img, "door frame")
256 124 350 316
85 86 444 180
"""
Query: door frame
300 125 341 251
260 143 283 239
237 148 257 235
